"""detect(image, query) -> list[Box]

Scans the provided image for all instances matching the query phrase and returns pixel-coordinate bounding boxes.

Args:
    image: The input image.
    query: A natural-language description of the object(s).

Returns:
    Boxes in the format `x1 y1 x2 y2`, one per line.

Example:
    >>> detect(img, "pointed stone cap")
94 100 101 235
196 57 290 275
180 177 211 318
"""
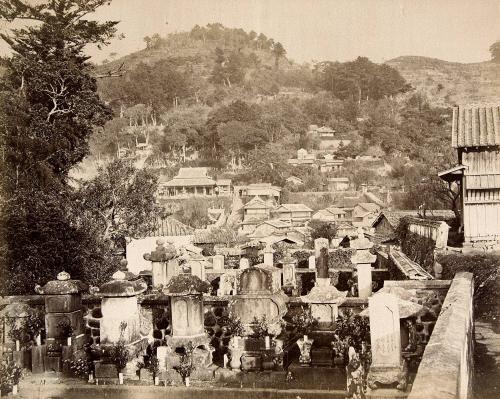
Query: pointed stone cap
350 229 374 250
118 259 138 281
143 239 176 262
301 285 348 303
35 271 88 295
351 251 376 265
99 270 147 297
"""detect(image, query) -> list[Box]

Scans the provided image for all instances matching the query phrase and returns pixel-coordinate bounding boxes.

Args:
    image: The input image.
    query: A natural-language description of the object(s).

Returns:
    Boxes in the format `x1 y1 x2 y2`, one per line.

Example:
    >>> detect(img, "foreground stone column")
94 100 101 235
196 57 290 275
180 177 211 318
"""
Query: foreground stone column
367 293 407 391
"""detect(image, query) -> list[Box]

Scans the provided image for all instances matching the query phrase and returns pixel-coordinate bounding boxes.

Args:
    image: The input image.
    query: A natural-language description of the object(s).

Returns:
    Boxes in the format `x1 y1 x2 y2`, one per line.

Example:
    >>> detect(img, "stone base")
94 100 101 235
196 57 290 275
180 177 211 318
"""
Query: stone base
367 363 408 391
44 355 62 373
366 388 410 399
31 346 47 374
13 350 31 369
94 362 118 379
311 346 334 367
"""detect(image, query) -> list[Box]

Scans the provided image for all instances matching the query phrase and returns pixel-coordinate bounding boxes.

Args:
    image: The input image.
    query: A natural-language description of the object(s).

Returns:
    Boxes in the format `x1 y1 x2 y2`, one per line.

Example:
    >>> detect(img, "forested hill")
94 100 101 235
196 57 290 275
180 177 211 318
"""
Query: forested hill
96 24 310 110
386 56 500 107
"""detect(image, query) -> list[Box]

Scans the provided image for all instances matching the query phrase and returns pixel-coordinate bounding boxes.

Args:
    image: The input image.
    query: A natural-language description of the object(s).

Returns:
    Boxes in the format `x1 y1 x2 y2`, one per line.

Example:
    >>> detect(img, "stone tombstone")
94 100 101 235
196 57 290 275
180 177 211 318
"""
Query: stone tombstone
166 258 180 282
316 247 329 281
98 271 147 345
308 255 316 270
144 239 176 288
367 293 407 390
314 238 329 258
282 255 297 287
239 257 250 270
188 256 206 281
212 254 225 271
35 271 87 349
263 245 275 267
369 293 401 367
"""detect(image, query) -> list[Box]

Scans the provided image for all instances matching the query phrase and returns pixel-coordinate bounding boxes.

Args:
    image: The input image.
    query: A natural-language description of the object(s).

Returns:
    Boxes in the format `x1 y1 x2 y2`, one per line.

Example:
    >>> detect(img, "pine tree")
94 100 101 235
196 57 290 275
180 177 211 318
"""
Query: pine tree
0 0 119 294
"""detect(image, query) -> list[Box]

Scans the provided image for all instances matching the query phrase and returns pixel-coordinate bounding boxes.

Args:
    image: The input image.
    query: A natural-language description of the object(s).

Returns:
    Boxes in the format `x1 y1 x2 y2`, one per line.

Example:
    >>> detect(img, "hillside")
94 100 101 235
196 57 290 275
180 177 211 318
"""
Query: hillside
386 56 500 107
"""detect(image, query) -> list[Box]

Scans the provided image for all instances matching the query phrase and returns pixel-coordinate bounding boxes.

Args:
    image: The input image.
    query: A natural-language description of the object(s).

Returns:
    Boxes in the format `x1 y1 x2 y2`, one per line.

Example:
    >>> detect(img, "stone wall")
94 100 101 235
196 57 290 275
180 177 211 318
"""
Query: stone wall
408 272 474 399
406 217 450 249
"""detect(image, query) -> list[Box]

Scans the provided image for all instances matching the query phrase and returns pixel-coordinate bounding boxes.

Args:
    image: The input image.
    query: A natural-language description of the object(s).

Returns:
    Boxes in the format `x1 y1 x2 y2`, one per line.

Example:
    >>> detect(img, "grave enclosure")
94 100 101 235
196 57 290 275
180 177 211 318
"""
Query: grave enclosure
0 237 474 399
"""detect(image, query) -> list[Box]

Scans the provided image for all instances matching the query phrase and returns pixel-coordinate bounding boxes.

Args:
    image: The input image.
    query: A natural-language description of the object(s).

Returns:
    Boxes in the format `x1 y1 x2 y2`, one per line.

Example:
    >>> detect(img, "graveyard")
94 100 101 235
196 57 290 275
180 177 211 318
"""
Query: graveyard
0 228 474 399
2 2 500 399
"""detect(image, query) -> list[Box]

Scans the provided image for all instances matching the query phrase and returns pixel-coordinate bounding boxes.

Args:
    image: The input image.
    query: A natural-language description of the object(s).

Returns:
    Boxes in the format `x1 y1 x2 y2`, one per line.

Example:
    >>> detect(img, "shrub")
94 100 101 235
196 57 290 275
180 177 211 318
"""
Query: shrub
438 253 499 319
309 220 337 242
290 307 318 336
221 313 245 337
174 342 195 381
331 310 370 365
64 358 93 378
0 361 23 391
396 217 436 272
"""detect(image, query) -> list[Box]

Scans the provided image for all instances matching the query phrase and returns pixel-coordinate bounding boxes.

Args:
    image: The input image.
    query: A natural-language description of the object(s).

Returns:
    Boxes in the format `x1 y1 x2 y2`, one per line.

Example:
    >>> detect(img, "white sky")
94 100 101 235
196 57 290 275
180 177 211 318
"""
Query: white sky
2 0 500 64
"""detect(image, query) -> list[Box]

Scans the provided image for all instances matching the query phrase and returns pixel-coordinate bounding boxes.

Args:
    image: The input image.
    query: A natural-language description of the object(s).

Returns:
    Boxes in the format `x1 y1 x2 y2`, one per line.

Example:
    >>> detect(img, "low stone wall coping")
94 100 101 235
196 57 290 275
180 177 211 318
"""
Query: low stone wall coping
408 272 473 399
384 280 451 290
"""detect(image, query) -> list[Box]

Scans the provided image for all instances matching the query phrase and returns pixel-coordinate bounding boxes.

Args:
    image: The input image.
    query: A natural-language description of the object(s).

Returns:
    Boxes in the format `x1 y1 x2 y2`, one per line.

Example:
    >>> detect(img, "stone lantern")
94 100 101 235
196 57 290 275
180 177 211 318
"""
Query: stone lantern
35 271 88 371
350 229 376 299
159 274 213 373
98 270 147 345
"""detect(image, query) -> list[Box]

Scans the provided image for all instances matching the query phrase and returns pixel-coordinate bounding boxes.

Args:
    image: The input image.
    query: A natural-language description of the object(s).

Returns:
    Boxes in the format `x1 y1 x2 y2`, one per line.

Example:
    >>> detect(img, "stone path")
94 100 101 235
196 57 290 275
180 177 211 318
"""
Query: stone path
474 319 500 399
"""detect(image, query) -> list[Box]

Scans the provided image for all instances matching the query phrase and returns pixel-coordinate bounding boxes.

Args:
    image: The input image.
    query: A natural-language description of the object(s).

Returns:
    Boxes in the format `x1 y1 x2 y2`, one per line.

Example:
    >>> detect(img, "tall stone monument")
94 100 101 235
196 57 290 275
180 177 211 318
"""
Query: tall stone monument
160 274 214 374
314 237 329 258
350 229 376 299
367 293 407 391
35 271 88 372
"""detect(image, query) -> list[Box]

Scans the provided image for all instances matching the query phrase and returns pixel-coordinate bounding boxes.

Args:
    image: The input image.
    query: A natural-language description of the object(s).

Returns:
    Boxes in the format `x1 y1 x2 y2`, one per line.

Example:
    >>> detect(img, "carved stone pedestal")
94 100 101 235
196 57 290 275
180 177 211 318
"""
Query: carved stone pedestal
367 363 408 391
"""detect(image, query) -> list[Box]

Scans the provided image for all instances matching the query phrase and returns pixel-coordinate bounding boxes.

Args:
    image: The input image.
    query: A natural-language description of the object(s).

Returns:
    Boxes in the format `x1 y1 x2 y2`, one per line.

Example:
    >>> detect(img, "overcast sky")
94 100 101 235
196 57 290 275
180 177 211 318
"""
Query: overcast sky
2 0 500 64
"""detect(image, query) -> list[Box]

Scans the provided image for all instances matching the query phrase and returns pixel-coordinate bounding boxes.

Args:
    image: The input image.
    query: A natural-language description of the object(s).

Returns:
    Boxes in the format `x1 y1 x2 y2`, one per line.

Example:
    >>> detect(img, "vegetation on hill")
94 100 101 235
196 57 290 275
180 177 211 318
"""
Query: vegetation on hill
386 55 500 107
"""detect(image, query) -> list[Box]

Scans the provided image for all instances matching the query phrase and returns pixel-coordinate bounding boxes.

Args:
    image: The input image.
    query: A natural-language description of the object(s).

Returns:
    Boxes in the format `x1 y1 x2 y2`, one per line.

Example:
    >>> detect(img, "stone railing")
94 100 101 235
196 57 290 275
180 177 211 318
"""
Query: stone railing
406 217 450 249
408 272 474 399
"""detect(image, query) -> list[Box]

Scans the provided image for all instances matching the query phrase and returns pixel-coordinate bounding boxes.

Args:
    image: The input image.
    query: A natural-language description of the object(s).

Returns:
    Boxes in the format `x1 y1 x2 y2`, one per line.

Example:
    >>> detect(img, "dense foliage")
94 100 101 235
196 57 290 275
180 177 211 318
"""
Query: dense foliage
0 0 120 294
395 217 436 272
438 253 499 319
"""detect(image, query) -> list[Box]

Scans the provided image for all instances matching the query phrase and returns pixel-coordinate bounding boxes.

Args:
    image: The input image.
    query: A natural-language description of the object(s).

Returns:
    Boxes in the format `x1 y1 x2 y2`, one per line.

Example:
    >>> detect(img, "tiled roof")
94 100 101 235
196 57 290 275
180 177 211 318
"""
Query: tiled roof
244 196 272 209
177 167 209 178
372 210 455 229
328 177 349 182
451 105 500 148
326 206 346 215
389 249 434 280
152 217 194 237
163 177 216 187
357 202 380 213
275 203 313 212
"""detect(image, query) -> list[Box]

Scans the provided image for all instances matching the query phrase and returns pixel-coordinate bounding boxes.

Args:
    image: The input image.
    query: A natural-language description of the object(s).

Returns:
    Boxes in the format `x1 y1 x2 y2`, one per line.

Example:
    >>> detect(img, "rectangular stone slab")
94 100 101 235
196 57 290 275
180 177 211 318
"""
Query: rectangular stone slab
31 345 47 374
45 295 82 313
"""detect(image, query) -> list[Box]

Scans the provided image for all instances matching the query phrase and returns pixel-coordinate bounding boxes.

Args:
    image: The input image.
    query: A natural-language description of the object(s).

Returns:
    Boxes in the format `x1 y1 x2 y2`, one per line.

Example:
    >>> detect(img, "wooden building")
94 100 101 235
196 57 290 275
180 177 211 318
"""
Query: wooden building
439 105 500 246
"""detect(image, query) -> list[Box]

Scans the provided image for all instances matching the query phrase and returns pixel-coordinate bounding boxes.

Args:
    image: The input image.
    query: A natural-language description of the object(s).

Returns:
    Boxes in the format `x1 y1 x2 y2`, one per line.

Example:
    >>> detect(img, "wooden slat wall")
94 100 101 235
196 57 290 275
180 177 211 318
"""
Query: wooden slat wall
464 203 500 240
